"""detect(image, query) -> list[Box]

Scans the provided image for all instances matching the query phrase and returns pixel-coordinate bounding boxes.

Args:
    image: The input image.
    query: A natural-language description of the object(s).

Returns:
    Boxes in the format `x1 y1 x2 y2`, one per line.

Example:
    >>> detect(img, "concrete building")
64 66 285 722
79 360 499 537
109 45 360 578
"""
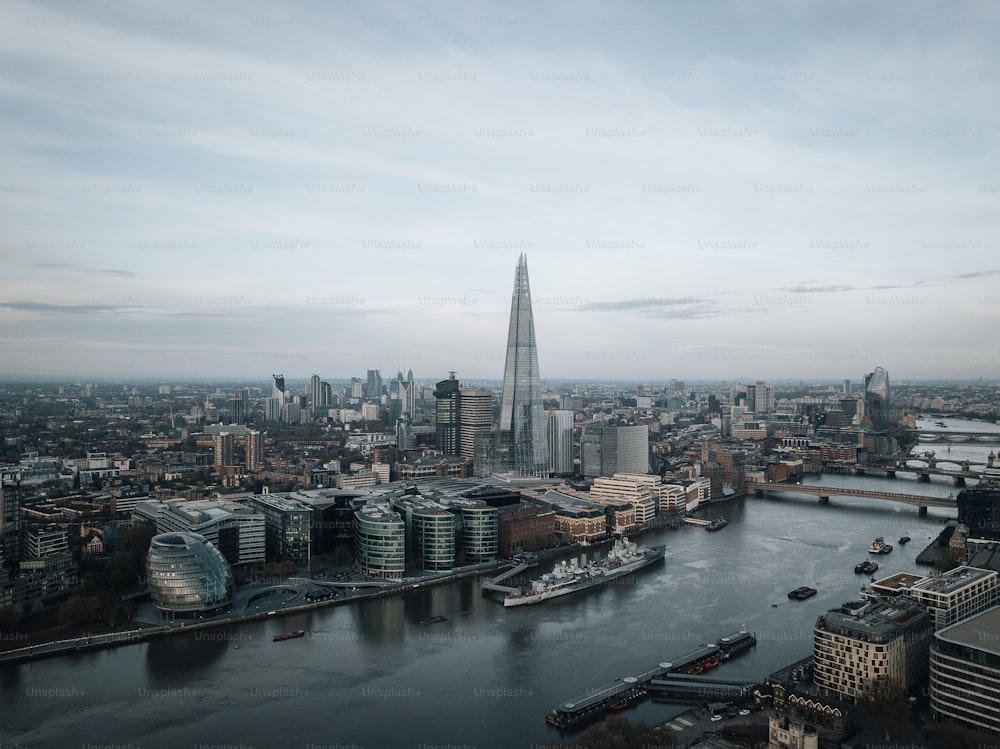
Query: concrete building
906 566 999 630
813 599 932 704
245 430 263 472
588 476 657 524
930 604 1000 735
581 425 649 478
24 524 69 559
213 431 234 472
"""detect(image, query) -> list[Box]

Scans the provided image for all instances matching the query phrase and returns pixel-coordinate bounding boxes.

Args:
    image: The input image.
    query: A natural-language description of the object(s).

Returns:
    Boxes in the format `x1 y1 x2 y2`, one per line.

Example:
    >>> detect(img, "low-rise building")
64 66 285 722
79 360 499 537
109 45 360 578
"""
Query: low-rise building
907 566 999 630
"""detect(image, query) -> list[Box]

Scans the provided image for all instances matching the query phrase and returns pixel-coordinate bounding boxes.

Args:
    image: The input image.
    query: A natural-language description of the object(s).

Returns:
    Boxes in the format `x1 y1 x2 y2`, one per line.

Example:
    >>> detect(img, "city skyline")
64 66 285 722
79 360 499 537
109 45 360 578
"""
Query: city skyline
2 2 1000 380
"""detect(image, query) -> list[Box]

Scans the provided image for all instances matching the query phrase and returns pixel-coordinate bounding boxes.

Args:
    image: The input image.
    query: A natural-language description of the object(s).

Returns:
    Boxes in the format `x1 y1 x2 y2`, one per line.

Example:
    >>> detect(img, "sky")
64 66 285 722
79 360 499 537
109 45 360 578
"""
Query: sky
2 0 999 383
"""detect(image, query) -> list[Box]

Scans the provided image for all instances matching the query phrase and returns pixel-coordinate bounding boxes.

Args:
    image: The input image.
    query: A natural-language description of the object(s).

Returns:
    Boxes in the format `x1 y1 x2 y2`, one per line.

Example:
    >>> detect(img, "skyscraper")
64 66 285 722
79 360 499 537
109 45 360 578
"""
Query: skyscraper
864 366 890 431
459 390 493 460
366 369 383 401
398 370 415 418
433 372 461 455
245 430 263 472
213 432 234 472
548 409 574 475
498 255 548 475
0 469 22 570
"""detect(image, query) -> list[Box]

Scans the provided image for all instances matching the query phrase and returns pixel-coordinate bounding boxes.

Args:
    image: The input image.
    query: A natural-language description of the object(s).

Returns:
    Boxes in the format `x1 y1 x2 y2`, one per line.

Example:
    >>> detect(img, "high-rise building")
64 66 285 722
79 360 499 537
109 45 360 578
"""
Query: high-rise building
863 366 890 431
227 398 245 425
433 372 461 455
213 432 234 472
366 369 383 400
310 374 324 415
497 254 548 476
398 371 416 418
245 430 263 472
271 374 285 400
581 425 648 477
0 469 22 570
459 390 493 460
754 380 774 414
548 409 574 475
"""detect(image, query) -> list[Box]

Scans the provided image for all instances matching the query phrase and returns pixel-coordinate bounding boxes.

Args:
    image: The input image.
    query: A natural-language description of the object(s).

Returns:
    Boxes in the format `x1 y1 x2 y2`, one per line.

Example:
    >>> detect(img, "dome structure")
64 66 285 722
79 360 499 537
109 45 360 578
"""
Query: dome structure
146 531 234 613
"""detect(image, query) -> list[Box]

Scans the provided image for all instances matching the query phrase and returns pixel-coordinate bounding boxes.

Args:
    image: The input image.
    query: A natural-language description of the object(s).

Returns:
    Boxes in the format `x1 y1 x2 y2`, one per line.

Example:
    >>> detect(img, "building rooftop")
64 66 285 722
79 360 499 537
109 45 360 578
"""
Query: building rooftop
935 605 1000 657
871 572 927 593
818 599 930 640
910 565 997 595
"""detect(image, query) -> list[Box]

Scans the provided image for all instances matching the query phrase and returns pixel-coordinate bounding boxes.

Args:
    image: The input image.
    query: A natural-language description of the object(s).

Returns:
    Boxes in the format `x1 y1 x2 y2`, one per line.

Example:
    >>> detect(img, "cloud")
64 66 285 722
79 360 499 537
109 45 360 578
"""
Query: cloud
573 297 727 319
954 269 1000 279
0 301 135 314
775 284 855 294
32 262 136 278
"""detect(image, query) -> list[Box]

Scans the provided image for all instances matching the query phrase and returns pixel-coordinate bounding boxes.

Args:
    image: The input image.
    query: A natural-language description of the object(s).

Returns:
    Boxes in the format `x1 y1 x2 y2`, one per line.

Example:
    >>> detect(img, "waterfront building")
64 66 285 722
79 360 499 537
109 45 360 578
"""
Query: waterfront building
497 503 557 555
459 390 493 461
906 566 999 630
588 476 657 524
392 494 456 572
547 409 574 475
497 254 549 476
247 493 313 563
133 499 265 566
929 604 1000 735
957 487 1000 540
433 372 461 455
0 469 22 569
452 501 499 563
353 502 406 578
813 599 932 704
146 532 234 614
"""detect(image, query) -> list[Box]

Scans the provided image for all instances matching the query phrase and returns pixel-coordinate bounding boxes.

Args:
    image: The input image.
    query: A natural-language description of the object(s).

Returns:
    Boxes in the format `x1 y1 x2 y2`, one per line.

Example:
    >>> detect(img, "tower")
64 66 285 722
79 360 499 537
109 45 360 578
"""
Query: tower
864 366 890 431
459 390 493 460
213 432 234 472
0 469 22 570
433 372 461 455
497 255 549 475
245 430 263 472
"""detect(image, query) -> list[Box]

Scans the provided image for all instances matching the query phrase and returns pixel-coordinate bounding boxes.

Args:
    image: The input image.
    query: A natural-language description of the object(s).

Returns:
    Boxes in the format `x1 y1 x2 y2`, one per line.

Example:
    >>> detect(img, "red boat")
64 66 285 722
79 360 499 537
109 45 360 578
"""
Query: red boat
273 630 305 642
703 657 721 670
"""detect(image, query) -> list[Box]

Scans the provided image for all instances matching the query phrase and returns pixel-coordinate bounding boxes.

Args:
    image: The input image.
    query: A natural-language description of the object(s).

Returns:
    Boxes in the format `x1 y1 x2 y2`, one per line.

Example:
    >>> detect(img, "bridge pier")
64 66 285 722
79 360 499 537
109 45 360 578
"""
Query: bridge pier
953 476 966 487
917 473 930 483
885 469 896 479
818 496 829 505
919 506 928 518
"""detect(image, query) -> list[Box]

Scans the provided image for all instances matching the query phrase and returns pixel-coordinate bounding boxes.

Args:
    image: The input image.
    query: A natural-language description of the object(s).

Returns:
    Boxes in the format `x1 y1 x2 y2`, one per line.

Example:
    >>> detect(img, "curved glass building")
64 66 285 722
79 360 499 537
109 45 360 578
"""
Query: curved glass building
146 532 234 614
864 366 890 431
459 504 499 563
353 502 406 578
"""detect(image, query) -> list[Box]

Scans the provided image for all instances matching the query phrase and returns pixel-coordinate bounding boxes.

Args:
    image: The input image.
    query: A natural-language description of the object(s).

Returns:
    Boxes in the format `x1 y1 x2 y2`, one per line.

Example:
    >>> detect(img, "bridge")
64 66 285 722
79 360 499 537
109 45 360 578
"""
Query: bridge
915 429 1000 443
746 481 955 516
823 459 981 485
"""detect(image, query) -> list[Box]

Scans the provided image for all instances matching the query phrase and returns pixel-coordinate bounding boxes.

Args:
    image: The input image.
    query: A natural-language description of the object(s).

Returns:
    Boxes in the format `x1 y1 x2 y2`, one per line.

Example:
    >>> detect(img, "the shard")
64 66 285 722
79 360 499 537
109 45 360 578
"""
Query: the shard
498 255 549 475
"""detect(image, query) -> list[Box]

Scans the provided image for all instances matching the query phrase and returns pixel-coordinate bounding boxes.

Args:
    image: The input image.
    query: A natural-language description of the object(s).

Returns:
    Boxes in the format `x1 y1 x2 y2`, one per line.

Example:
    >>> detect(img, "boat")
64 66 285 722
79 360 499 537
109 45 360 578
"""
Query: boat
702 656 721 670
854 560 879 575
273 630 305 642
869 537 893 554
898 536 911 545
419 616 448 624
705 517 729 532
502 537 665 607
787 586 817 600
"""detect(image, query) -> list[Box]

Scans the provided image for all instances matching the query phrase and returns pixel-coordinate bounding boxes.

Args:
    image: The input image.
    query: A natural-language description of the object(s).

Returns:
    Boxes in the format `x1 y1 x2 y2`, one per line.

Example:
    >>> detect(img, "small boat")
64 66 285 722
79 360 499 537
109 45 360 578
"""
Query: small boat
855 560 879 575
869 537 893 554
703 656 721 670
688 663 705 674
610 698 629 711
898 536 911 545
419 616 448 624
705 517 729 532
273 630 305 642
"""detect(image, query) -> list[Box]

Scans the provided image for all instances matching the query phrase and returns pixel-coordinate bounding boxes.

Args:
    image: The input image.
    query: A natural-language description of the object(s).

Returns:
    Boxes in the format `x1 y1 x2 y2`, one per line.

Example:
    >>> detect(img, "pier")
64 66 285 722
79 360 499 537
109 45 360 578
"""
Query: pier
546 630 756 729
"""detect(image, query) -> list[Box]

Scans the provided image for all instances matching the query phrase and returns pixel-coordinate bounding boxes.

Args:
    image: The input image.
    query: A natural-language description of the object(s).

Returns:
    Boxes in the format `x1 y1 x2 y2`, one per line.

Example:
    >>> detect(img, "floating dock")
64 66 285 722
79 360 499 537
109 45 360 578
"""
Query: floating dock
546 629 756 729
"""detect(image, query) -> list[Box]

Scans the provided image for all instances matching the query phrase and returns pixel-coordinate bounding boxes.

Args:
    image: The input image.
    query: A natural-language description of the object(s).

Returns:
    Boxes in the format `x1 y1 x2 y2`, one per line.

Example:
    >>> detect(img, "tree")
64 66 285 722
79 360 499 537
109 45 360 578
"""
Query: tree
857 676 911 741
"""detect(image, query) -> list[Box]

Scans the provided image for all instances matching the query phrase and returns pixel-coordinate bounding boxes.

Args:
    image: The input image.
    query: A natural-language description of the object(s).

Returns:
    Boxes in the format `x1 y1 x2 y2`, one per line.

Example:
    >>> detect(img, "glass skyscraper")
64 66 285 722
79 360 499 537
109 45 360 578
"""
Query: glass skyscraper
864 366 890 431
498 255 549 475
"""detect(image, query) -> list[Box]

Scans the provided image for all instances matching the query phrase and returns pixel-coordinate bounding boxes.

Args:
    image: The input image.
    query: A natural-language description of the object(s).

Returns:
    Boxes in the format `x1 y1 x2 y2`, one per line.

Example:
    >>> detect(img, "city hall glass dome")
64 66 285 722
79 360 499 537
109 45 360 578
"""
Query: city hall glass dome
146 532 234 613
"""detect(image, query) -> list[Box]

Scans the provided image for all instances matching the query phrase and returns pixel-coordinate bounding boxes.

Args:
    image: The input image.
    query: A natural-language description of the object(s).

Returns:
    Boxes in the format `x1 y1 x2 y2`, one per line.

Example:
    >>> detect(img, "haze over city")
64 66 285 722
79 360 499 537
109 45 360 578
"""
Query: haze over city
2 1 998 380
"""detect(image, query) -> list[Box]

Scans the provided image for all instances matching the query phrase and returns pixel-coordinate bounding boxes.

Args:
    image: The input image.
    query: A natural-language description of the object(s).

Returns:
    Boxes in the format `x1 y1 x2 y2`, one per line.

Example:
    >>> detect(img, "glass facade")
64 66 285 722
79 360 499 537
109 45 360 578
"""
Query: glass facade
411 510 456 572
353 505 406 578
459 506 499 563
498 254 549 475
146 532 234 613
864 366 890 430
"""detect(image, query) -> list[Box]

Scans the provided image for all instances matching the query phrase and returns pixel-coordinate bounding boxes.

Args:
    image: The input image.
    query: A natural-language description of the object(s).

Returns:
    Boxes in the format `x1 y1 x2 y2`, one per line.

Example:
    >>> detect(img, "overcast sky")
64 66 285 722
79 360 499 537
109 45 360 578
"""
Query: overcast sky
2 1 998 383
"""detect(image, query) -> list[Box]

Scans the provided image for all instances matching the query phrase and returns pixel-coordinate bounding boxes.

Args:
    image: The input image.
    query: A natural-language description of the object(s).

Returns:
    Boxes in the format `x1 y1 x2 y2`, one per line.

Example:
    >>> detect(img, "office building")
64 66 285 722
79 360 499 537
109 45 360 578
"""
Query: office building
548 409 574 475
930 605 1000 735
133 499 265 566
398 370 415 417
433 372 461 455
581 425 649 477
0 469 21 569
248 494 313 563
24 524 69 559
497 254 548 476
392 494 456 572
459 390 493 460
227 397 245 425
353 502 406 578
813 599 932 704
146 532 234 614
366 369 383 400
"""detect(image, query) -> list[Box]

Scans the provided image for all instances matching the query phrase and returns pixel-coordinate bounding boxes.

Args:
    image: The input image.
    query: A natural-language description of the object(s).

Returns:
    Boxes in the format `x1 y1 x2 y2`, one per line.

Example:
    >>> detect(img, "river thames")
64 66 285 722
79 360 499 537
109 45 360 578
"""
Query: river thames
1 418 995 749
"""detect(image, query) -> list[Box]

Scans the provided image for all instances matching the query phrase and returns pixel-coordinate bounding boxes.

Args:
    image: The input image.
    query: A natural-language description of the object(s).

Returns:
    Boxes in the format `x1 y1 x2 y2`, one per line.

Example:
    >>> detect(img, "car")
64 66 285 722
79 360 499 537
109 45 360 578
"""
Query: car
711 714 723 722
738 709 750 716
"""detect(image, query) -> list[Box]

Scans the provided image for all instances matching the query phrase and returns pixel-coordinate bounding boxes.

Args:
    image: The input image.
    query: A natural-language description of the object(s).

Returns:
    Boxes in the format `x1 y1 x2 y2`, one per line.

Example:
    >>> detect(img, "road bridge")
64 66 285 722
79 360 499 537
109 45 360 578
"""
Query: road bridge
746 481 955 517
